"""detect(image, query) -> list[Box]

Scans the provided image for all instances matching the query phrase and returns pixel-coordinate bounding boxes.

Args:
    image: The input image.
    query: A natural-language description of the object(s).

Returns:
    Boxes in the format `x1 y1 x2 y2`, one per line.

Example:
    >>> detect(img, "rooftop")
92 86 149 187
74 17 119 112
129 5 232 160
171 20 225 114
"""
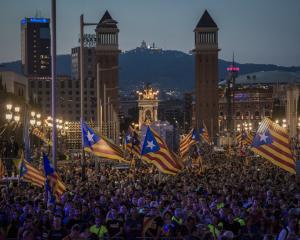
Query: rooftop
196 10 217 28
219 71 300 86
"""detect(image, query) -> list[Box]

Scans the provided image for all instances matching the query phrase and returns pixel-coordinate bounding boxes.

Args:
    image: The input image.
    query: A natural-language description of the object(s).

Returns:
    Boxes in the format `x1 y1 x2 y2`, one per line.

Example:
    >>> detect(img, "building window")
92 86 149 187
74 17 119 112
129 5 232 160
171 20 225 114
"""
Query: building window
31 81 35 88
46 81 50 88
38 81 42 88
60 81 65 88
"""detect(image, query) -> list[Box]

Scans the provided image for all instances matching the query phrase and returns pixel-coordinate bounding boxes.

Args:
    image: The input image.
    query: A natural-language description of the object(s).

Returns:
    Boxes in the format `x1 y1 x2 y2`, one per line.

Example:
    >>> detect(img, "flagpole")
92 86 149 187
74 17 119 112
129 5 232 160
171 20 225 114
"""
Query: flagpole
51 0 57 169
80 14 86 180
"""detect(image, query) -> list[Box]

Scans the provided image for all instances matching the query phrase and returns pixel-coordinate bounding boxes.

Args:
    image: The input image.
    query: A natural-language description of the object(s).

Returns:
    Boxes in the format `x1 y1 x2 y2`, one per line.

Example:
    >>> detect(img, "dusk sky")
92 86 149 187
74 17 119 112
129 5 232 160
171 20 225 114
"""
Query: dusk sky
0 0 299 66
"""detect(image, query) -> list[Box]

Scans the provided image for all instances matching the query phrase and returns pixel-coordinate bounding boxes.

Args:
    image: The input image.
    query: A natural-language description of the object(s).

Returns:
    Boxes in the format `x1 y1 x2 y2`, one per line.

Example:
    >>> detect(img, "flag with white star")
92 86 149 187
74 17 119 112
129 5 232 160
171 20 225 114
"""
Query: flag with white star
125 126 141 157
251 117 295 174
43 153 66 201
179 128 199 160
236 130 254 147
199 123 211 144
14 152 45 188
141 127 182 175
81 121 128 163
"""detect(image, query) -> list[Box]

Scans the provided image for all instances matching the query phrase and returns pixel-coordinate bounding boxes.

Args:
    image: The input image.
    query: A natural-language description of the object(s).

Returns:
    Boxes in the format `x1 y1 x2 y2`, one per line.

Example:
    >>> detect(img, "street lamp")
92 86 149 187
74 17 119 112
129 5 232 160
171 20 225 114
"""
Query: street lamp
6 104 12 111
14 115 20 123
5 113 13 121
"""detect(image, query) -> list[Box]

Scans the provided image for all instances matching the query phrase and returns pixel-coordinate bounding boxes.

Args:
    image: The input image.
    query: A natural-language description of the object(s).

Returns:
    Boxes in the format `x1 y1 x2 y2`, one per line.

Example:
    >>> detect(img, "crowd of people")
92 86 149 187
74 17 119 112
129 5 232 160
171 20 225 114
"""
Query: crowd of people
0 150 299 240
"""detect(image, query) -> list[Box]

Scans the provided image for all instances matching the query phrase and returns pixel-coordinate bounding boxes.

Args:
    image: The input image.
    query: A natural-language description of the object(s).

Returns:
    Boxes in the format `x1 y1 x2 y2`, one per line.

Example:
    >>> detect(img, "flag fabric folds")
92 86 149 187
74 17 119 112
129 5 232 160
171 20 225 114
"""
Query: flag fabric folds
141 127 182 175
43 153 66 200
236 131 254 147
125 126 141 157
251 117 296 174
199 124 210 144
81 121 127 163
179 129 199 159
14 156 45 188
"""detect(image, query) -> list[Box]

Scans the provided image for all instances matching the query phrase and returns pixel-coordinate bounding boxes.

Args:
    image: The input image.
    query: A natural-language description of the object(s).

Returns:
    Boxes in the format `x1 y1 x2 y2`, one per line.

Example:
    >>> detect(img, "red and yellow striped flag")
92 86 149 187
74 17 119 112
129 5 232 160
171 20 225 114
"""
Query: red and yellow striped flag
199 124 210 144
81 121 129 163
14 157 46 188
141 127 182 175
251 118 295 174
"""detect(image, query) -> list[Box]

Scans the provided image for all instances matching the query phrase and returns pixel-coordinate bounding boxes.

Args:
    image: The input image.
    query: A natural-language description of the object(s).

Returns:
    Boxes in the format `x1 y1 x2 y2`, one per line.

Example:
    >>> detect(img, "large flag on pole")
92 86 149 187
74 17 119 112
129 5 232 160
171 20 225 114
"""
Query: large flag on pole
14 154 45 188
237 130 254 146
43 153 66 200
251 118 296 174
81 121 128 163
141 127 182 175
179 129 199 159
125 126 141 157
199 124 210 144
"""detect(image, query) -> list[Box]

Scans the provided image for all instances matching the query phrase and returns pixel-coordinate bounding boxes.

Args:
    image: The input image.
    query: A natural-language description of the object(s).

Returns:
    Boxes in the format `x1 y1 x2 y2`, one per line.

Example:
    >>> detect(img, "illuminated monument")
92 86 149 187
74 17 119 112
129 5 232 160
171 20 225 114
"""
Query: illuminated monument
137 84 159 128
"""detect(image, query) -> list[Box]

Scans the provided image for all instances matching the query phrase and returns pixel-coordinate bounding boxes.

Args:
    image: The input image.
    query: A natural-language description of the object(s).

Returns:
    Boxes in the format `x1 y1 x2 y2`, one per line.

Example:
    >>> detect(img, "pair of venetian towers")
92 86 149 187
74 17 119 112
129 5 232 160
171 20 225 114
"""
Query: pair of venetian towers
95 9 219 139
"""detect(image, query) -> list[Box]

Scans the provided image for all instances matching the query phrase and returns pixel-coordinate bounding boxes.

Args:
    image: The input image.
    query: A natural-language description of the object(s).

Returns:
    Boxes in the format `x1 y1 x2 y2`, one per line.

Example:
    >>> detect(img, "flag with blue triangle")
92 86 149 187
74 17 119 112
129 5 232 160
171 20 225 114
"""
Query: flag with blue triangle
141 127 182 175
251 118 295 174
81 121 128 163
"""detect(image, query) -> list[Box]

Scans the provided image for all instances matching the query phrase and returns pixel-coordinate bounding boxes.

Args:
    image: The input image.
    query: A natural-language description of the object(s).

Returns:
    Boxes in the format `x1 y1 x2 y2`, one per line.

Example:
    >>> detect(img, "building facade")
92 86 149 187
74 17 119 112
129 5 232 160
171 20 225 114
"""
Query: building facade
194 10 219 141
0 71 28 102
95 11 120 126
137 85 159 128
21 18 51 76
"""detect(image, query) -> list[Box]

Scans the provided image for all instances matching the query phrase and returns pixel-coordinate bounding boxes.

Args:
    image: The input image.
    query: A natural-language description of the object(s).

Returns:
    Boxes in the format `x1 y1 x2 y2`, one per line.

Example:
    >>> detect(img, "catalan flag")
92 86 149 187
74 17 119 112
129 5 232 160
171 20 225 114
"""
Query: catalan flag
199 124 210 144
141 127 182 175
81 121 128 163
236 130 254 147
14 155 45 188
251 118 296 174
125 126 141 158
43 153 66 200
179 129 199 159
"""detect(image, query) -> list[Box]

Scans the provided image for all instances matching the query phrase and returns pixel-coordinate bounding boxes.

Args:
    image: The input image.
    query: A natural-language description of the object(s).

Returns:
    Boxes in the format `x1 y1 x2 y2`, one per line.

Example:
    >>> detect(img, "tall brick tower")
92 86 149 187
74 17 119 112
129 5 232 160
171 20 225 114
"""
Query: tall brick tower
194 10 219 141
95 10 120 139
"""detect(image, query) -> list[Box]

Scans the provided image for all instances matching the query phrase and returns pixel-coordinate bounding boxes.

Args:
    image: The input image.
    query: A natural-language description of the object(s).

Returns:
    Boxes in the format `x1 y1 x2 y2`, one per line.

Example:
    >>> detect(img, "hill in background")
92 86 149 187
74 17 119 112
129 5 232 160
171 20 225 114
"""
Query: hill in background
1 47 299 91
